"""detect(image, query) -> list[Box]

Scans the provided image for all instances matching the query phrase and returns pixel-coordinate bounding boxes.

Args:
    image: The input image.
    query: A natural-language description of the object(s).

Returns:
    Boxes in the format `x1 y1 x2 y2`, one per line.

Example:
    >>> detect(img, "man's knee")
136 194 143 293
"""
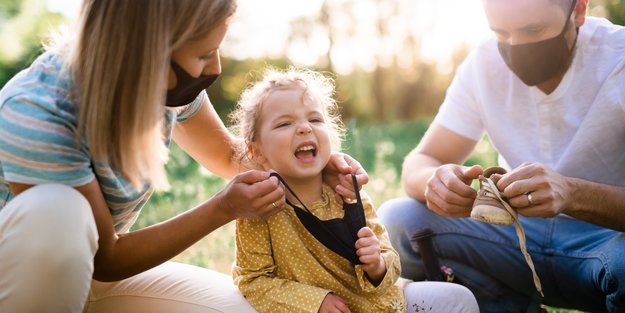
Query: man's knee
379 198 417 226
603 235 625 312
378 197 430 233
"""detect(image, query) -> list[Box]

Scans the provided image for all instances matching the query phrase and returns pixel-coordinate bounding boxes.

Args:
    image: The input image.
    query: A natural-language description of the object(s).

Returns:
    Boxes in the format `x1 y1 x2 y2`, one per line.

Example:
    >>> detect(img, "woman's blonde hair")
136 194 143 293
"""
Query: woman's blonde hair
230 67 345 166
65 0 236 189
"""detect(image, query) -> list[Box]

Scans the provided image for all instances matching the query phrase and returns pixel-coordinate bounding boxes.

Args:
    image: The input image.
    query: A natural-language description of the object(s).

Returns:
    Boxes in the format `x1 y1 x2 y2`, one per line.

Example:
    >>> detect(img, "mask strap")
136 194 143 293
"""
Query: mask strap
269 172 313 213
562 0 579 53
269 172 363 213
561 0 577 34
351 174 364 206
269 172 362 261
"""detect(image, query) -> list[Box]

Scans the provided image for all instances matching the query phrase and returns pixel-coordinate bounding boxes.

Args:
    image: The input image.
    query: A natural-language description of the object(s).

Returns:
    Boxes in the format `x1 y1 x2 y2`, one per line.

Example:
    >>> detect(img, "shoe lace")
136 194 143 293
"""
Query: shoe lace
483 177 544 298
480 178 502 201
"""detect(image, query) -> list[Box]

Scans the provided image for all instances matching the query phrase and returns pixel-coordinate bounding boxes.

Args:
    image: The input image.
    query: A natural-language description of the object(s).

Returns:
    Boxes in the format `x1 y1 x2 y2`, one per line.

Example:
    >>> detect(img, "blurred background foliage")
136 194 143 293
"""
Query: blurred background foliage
1 1 622 312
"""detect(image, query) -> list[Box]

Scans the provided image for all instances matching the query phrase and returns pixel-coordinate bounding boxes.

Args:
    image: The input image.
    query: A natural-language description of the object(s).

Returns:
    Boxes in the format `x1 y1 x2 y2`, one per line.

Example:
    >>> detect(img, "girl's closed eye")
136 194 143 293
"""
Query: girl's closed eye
275 121 291 128
308 112 325 123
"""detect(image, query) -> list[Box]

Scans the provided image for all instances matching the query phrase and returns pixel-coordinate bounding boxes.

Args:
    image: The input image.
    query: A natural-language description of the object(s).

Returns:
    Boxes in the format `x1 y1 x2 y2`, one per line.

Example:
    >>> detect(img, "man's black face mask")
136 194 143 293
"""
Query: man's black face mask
497 0 578 86
165 61 219 107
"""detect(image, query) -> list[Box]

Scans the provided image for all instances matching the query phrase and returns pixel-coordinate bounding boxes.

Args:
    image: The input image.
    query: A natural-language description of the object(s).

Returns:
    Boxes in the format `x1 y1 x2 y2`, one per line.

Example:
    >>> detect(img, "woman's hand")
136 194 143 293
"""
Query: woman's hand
214 170 284 220
323 153 368 204
355 227 385 284
319 293 351 313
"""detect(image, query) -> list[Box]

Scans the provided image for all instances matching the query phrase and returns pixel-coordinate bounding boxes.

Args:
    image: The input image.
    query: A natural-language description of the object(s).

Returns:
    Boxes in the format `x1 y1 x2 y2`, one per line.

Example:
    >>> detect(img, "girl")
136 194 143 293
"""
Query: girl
231 68 479 313
0 1 366 312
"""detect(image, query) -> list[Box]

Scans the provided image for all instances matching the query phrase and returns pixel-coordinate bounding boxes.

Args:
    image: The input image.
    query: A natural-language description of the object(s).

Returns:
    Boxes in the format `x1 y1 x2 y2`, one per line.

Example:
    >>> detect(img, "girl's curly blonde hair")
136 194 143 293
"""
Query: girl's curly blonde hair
230 67 345 166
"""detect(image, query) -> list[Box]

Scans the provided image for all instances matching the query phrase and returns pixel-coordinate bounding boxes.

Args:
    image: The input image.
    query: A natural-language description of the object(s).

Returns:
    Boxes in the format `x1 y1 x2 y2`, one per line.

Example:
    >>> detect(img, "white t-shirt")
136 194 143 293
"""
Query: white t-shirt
435 17 625 185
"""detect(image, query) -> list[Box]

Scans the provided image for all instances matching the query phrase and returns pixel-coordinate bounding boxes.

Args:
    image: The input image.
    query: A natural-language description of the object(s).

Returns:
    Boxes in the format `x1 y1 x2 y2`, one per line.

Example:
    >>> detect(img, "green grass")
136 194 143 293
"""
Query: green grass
134 120 584 313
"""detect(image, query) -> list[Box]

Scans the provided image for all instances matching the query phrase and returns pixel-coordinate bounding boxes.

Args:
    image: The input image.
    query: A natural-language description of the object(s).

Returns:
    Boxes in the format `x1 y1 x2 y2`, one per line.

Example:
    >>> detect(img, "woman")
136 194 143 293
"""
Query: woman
0 1 366 312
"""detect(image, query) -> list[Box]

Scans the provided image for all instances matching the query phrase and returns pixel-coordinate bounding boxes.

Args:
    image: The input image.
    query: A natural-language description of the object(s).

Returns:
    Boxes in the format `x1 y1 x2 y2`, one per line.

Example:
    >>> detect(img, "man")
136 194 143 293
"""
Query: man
378 0 625 312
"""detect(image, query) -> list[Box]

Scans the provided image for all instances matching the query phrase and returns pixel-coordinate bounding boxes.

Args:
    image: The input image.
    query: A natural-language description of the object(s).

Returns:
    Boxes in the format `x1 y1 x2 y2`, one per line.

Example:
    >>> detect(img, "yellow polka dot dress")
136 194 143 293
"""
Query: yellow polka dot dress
233 184 405 313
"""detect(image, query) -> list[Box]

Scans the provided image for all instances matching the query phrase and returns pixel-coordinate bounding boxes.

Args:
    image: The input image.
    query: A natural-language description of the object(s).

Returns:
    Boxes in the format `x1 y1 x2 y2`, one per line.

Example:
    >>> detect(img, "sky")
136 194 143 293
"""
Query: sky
46 0 492 75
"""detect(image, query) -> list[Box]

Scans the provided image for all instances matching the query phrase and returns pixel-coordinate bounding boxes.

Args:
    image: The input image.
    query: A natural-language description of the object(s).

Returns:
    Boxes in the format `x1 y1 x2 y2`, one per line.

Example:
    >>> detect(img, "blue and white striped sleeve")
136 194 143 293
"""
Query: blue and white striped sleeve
175 90 207 123
0 94 94 187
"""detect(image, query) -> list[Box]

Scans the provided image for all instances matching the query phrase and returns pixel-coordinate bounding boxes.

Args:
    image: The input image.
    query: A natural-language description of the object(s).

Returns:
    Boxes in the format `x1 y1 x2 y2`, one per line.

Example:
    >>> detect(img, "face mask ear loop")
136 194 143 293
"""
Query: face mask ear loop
269 172 312 213
562 0 580 61
269 172 359 255
348 174 367 232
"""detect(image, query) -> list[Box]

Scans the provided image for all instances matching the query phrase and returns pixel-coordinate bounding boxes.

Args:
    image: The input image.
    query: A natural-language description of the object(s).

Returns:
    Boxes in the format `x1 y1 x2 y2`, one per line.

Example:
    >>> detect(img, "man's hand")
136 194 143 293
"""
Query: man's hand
214 170 285 220
497 162 570 218
323 153 369 204
424 164 483 217
319 293 351 313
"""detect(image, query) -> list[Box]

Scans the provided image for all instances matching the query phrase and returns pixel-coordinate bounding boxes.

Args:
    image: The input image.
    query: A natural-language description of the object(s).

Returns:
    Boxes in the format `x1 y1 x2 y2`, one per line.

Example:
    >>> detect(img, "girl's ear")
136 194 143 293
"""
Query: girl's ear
248 142 267 165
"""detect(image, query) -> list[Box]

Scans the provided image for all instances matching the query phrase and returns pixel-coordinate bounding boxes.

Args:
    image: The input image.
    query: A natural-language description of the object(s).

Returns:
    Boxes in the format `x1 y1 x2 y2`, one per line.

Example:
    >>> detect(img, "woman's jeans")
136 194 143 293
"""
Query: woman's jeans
0 184 256 313
378 197 625 313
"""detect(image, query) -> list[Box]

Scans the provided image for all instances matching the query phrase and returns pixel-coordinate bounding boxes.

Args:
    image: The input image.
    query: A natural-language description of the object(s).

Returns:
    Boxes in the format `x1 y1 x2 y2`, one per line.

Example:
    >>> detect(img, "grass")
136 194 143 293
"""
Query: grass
133 120 584 313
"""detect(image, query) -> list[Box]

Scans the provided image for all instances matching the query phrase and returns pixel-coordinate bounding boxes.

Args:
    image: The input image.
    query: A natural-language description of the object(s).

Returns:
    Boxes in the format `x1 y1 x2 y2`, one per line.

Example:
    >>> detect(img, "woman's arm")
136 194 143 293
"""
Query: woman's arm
9 169 283 282
172 96 243 180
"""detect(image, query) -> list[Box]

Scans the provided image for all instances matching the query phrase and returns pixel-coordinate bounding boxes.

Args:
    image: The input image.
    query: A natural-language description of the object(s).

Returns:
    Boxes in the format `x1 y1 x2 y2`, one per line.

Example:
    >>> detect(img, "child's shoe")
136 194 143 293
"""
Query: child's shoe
470 166 514 225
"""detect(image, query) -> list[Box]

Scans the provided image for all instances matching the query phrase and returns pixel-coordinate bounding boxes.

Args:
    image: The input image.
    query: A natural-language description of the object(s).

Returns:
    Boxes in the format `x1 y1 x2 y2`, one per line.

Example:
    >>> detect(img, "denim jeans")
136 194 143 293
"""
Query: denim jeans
378 198 625 313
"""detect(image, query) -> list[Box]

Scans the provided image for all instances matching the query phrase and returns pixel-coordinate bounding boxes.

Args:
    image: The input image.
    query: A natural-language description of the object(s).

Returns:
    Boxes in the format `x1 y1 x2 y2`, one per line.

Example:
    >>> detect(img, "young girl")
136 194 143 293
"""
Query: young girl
231 68 479 313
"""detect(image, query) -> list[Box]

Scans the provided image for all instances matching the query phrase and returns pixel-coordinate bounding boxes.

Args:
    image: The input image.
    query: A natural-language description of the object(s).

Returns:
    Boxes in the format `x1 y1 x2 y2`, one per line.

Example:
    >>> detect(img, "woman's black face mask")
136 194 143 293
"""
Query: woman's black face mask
165 61 219 107
497 1 578 86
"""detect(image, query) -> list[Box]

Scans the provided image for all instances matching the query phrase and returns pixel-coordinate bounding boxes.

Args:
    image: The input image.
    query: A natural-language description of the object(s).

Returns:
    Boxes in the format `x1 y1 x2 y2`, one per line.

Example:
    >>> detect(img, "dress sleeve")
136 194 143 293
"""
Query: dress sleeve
353 191 402 296
0 94 94 187
233 217 331 313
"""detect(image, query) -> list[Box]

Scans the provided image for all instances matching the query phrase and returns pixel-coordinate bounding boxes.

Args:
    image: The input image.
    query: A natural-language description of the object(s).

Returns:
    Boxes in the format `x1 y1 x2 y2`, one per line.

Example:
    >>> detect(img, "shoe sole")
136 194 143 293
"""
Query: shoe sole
470 204 514 226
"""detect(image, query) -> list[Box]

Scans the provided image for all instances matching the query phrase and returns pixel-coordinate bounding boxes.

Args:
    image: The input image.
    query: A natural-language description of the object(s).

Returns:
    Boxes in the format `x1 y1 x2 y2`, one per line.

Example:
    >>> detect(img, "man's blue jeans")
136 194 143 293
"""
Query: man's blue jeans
378 198 625 313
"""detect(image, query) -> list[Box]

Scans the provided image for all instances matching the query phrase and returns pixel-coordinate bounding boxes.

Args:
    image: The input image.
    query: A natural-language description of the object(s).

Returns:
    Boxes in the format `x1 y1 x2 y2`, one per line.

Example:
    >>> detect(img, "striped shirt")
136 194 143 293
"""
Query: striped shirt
0 52 204 233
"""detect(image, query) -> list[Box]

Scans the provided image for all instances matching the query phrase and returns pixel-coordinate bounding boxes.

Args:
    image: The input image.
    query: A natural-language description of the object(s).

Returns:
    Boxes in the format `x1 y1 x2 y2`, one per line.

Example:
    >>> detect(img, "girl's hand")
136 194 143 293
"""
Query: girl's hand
319 293 351 313
355 227 386 284
214 170 284 220
323 153 368 204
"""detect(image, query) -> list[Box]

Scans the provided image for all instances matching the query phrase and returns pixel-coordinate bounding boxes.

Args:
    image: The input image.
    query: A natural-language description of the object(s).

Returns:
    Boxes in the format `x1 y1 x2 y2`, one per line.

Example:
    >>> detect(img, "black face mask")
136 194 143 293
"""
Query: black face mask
497 1 578 86
165 61 219 107
270 172 367 265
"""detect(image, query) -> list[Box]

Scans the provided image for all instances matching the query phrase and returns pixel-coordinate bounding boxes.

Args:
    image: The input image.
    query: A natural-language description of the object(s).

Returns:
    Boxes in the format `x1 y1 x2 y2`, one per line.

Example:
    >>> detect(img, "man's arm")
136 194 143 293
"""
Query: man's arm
497 163 625 232
566 178 625 231
402 122 481 217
